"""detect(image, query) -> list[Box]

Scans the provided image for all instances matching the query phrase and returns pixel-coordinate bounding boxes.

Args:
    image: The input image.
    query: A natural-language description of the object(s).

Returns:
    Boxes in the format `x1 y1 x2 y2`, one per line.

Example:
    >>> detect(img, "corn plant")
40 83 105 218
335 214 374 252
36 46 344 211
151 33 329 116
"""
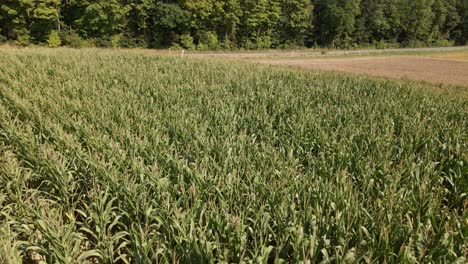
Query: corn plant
0 48 466 263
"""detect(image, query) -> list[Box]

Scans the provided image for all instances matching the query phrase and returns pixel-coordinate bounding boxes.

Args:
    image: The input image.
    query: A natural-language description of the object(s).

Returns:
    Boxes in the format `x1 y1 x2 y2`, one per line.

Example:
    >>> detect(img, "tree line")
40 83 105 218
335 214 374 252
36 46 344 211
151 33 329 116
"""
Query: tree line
1 0 467 49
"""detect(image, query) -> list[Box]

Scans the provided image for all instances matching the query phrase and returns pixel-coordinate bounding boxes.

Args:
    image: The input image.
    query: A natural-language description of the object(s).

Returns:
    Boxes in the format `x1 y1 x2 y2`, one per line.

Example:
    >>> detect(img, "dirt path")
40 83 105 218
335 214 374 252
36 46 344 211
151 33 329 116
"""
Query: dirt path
256 56 468 86
186 46 468 58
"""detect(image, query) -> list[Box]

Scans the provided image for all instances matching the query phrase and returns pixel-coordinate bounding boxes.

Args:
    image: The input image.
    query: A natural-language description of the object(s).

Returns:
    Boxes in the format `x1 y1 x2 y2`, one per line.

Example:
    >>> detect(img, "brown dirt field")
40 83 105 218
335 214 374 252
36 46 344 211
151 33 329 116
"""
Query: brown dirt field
428 52 468 61
257 56 468 86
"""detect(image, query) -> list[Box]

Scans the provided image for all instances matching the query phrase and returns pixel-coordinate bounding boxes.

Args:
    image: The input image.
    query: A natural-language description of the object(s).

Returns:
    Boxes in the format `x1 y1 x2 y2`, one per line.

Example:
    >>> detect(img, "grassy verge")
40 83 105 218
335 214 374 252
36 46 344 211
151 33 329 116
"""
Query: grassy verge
238 48 468 61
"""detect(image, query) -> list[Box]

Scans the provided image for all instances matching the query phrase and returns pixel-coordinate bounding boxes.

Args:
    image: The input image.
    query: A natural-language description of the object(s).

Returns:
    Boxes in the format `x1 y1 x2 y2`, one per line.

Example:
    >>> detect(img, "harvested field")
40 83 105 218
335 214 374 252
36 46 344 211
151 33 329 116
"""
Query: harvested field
257 56 468 86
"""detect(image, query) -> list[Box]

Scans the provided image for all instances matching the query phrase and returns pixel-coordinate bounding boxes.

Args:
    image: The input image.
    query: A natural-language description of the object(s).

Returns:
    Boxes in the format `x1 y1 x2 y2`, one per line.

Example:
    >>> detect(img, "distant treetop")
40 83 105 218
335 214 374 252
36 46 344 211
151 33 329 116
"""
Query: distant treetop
0 0 467 49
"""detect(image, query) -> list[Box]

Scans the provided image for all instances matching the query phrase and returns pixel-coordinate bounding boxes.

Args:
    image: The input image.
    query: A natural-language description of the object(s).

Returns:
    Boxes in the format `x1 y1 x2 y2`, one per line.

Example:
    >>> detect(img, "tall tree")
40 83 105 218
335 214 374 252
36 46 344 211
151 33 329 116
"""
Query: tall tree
1 0 466 48
453 0 468 44
399 0 435 44
275 0 313 47
74 0 129 39
216 0 243 47
183 0 218 47
147 2 190 47
240 0 281 48
441 0 461 39
0 0 60 44
354 0 399 44
0 0 35 44
30 0 61 42
313 0 361 47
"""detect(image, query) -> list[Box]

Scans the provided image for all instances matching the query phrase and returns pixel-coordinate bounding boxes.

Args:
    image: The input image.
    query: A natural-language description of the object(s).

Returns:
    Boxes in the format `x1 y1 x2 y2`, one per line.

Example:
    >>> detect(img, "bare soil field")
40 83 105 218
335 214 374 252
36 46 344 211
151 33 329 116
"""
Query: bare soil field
428 52 468 61
256 56 468 86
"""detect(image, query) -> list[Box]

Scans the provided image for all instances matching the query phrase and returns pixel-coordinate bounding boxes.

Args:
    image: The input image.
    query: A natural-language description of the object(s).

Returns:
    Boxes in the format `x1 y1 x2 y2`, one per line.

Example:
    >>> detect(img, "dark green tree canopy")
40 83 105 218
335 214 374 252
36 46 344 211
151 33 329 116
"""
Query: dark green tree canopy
0 0 466 48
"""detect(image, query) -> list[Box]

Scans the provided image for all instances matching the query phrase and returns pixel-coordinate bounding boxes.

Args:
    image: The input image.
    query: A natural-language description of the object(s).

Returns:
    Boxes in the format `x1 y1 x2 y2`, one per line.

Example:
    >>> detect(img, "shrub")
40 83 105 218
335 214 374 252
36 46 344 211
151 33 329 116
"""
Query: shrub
405 40 425 48
246 36 272 49
169 43 182 50
432 38 454 47
198 31 218 50
219 38 234 50
111 34 123 48
14 29 30 46
93 37 112 48
47 30 62 48
180 34 195 50
196 43 208 51
63 32 91 48
256 36 272 49
118 35 146 48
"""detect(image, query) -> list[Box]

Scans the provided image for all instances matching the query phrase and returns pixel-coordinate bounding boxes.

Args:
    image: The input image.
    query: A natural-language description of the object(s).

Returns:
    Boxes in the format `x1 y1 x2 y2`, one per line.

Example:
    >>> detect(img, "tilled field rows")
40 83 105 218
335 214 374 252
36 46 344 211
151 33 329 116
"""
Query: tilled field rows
257 56 468 86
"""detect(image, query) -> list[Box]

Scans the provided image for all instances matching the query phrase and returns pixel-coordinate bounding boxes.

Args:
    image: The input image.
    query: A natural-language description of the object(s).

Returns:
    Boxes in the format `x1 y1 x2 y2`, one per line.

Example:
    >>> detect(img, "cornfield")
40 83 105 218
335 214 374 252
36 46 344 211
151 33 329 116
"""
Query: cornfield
0 48 466 263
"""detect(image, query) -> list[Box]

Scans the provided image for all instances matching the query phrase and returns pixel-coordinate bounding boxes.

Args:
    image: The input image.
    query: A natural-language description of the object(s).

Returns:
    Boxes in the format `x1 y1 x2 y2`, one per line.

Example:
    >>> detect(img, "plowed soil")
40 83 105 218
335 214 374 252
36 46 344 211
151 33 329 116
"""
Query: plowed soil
257 56 468 86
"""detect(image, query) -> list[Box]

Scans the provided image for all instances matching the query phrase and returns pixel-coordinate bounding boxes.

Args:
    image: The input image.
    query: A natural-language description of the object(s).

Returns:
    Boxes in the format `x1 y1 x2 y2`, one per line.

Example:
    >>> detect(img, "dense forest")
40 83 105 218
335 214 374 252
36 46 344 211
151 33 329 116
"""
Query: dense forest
1 0 467 49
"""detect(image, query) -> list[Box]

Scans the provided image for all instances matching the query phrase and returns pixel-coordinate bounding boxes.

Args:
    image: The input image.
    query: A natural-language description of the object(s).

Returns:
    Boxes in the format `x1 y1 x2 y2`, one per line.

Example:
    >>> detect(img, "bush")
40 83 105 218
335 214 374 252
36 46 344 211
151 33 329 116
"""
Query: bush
374 40 400 49
180 34 195 50
15 35 30 46
93 37 112 48
256 36 272 49
111 34 123 48
47 30 61 47
432 38 454 47
246 36 272 49
169 43 182 50
274 38 305 49
198 31 218 50
14 29 30 46
118 35 146 48
219 38 234 50
331 37 354 49
63 32 92 48
196 43 208 51
405 40 425 48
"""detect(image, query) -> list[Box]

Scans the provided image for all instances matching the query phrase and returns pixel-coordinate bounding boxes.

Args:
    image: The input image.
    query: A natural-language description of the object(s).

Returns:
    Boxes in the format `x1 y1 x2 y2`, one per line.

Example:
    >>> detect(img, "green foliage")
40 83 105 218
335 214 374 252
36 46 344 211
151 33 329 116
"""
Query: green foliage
148 3 190 47
30 0 60 42
314 0 360 47
276 0 313 47
0 49 466 263
246 35 272 49
111 34 123 48
400 0 436 44
242 0 281 48
47 30 61 47
62 31 92 48
454 0 468 44
14 28 30 46
197 30 218 50
216 0 243 47
75 0 130 39
180 33 195 50
354 0 396 44
0 225 23 263
92 36 113 48
0 0 467 48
